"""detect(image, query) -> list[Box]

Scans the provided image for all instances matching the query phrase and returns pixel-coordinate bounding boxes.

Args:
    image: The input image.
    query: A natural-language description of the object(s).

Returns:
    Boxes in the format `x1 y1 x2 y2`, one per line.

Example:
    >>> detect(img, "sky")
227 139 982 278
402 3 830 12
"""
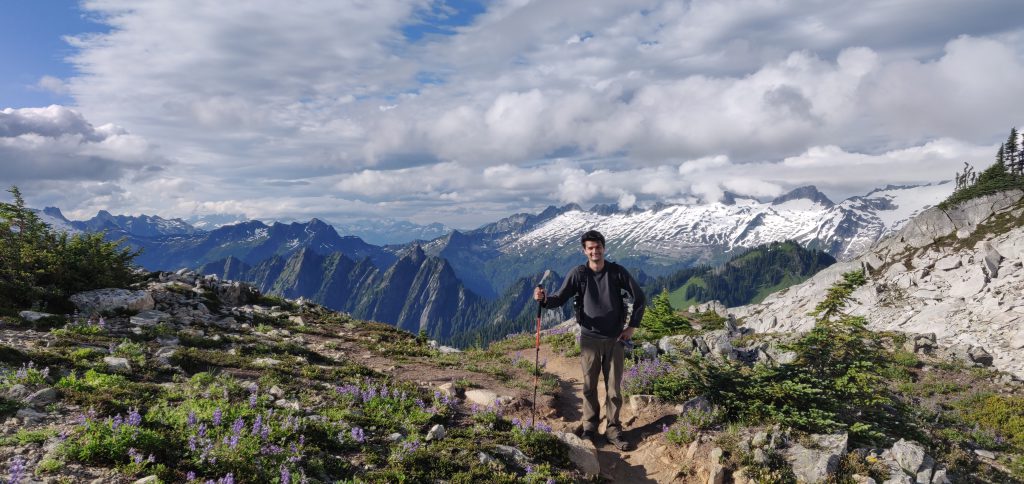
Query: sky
1 0 1023 229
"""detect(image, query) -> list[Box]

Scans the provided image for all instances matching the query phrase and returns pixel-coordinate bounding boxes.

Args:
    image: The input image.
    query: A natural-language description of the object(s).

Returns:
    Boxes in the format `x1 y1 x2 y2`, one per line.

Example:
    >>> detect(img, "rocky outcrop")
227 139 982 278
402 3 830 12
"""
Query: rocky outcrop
69 288 155 315
734 190 1024 378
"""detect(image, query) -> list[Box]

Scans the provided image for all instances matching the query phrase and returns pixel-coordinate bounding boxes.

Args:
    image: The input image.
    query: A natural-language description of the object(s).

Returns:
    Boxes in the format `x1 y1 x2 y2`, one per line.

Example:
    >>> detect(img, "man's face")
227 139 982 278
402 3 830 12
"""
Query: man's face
583 240 605 263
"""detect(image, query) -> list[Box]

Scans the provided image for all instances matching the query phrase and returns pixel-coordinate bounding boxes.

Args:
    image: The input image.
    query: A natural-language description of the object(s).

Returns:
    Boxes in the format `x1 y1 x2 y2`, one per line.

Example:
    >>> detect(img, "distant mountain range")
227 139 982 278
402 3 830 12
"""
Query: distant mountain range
35 182 953 344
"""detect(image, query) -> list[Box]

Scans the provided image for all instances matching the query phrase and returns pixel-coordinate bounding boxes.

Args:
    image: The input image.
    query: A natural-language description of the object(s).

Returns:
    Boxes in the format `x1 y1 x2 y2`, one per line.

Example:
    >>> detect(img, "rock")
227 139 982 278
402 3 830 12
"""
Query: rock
708 446 723 464
659 335 695 356
215 281 260 307
555 432 600 476
751 430 769 448
890 439 934 476
437 345 461 354
24 388 58 408
640 341 659 359
948 267 987 299
134 476 160 484
703 330 734 359
103 356 132 373
933 256 961 271
70 288 155 315
852 475 877 484
18 311 54 322
863 253 885 271
4 384 29 400
464 389 500 408
707 464 726 484
253 357 281 367
130 309 171 327
426 424 446 441
904 333 937 354
785 432 848 483
930 468 951 484
630 395 657 414
494 445 530 466
968 346 994 367
437 382 462 399
752 448 768 464
388 432 403 442
973 449 995 459
478 452 498 466
980 243 1003 278
16 408 46 424
676 395 712 416
288 315 306 326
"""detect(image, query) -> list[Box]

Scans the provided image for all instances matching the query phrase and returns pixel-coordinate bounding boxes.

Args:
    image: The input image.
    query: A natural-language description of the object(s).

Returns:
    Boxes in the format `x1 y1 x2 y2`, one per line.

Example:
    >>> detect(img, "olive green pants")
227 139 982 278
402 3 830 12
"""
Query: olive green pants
580 333 625 437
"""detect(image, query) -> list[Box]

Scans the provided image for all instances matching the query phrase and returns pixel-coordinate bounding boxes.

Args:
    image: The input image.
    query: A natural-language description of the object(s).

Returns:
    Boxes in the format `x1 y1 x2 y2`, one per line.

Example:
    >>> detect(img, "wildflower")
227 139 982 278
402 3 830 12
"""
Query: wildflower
218 473 235 484
111 414 123 430
187 411 197 427
662 423 669 433
253 415 263 434
212 408 222 426
280 466 291 484
188 435 197 452
7 456 26 484
525 465 533 474
231 417 245 435
127 407 142 426
186 470 196 481
198 423 207 438
351 427 365 443
249 393 258 408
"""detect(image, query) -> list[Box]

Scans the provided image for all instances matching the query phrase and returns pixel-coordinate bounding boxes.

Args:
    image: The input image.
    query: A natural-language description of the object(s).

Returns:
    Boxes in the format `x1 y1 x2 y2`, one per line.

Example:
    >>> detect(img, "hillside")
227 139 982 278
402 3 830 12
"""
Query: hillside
644 240 836 309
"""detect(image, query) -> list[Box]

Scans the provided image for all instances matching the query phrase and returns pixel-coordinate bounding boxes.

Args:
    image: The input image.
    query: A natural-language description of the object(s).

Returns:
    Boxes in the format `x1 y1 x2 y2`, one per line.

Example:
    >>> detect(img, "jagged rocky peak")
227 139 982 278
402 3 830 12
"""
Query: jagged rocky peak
771 185 834 208
42 206 69 221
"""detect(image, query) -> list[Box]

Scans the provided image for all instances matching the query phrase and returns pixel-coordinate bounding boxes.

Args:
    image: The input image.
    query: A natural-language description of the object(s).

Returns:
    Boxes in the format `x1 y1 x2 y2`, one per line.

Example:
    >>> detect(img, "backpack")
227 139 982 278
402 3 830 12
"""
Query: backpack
572 262 631 326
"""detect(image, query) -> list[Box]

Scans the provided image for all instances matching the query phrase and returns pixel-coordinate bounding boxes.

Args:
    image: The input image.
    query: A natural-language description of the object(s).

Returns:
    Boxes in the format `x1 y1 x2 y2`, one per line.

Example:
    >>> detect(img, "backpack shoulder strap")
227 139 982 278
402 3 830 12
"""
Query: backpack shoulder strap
574 264 588 296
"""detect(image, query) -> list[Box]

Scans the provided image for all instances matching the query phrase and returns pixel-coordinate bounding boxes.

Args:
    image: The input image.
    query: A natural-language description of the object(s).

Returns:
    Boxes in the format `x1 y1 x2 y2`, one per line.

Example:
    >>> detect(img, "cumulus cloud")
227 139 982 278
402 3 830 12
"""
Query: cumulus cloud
0 106 165 183
3 0 1021 227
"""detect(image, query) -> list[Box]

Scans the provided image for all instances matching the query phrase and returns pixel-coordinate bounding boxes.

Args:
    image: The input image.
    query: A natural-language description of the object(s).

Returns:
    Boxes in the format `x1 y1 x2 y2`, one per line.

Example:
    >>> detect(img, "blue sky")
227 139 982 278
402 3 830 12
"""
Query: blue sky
1 0 1023 228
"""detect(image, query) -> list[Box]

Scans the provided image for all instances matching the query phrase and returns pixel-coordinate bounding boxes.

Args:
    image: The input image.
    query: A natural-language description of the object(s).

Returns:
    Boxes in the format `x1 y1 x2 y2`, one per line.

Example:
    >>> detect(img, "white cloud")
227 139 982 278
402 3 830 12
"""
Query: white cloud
2 0 1021 228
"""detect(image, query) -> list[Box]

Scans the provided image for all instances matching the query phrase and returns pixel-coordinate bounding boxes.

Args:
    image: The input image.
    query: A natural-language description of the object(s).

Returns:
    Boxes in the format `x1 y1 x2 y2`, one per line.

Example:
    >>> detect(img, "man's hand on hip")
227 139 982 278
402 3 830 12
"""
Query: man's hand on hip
618 326 635 341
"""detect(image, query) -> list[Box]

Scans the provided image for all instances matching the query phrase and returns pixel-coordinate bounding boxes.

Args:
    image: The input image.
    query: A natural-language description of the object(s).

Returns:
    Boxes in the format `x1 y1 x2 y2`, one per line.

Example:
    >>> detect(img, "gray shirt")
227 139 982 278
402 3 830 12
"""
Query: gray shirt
543 262 646 339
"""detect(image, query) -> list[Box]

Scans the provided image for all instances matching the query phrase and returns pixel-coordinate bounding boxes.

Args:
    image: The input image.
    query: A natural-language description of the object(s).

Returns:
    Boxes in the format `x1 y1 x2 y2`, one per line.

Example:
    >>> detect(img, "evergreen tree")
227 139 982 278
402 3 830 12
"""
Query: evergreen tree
639 289 691 339
0 186 141 310
1006 127 1020 176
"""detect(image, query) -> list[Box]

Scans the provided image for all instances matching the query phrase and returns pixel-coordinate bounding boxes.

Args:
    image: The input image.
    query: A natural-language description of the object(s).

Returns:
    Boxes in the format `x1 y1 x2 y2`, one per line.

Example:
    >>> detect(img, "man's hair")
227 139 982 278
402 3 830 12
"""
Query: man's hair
580 230 605 247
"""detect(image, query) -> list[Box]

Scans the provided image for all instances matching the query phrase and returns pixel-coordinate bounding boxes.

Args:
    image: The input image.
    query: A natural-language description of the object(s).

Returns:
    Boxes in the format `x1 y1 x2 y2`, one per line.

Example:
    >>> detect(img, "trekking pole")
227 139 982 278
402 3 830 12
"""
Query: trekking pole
532 270 551 428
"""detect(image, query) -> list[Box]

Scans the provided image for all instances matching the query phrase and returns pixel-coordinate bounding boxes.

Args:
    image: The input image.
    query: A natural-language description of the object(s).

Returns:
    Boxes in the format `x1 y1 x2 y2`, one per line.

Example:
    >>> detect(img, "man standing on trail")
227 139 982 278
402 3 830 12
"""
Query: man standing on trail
533 230 646 451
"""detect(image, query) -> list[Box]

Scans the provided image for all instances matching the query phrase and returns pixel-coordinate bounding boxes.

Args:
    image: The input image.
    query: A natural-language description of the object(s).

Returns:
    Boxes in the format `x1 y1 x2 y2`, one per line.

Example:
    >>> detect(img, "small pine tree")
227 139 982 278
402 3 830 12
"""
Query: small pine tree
1006 127 1020 176
639 289 691 339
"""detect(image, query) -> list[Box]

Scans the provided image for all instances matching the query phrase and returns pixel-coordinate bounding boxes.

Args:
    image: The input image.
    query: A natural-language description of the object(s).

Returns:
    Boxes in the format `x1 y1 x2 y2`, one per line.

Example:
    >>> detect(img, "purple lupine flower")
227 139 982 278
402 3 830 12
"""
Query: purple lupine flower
299 435 305 446
249 393 258 408
198 423 207 437
525 465 533 474
127 407 142 426
187 411 197 427
111 414 123 430
546 479 556 484
218 474 234 484
253 415 263 434
351 427 365 443
186 470 196 481
7 456 26 484
280 466 291 484
188 435 198 452
662 423 669 433
260 424 270 440
228 434 239 449
98 316 106 329
128 447 143 464
231 417 245 435
212 408 222 426
147 454 155 463
415 399 426 409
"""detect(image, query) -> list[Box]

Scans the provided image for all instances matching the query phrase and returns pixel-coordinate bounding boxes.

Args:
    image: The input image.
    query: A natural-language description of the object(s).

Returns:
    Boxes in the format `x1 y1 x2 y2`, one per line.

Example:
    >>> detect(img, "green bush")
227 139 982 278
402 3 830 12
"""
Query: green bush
683 270 909 444
0 186 141 311
637 290 692 341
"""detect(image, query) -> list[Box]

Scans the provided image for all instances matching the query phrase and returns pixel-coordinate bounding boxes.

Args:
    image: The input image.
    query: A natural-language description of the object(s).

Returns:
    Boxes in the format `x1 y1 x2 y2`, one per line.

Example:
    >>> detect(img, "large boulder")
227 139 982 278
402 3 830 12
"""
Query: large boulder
785 432 848 483
889 439 934 478
130 309 171 327
214 281 260 308
658 335 696 356
70 289 154 315
703 330 734 359
555 432 600 476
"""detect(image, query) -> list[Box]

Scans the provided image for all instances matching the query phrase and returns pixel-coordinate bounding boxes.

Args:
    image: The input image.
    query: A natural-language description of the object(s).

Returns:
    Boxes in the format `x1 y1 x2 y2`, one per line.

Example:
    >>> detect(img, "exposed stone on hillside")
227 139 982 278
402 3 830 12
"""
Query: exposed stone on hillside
733 189 1024 378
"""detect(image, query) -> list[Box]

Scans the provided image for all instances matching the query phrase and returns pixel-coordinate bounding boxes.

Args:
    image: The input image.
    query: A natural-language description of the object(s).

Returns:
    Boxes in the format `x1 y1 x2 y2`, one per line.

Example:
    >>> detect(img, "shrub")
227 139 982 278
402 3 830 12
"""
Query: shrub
637 290 692 341
683 270 907 444
0 186 141 311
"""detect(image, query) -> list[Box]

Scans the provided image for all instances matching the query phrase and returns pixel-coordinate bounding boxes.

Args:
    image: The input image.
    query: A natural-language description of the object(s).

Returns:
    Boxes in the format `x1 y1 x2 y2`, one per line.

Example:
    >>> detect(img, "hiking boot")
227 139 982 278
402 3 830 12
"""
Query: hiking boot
607 433 634 451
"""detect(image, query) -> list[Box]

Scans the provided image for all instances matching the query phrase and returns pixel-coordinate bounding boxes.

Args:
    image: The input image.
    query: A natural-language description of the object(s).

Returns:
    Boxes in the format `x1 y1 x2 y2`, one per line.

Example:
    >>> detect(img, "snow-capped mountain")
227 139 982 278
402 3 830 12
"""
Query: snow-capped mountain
501 183 953 262
71 210 200 237
331 218 451 245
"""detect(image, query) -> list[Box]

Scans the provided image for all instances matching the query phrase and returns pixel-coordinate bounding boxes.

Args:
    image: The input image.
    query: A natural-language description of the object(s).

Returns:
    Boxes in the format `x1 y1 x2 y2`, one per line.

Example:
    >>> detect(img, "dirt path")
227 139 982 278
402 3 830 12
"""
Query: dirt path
528 346 681 483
